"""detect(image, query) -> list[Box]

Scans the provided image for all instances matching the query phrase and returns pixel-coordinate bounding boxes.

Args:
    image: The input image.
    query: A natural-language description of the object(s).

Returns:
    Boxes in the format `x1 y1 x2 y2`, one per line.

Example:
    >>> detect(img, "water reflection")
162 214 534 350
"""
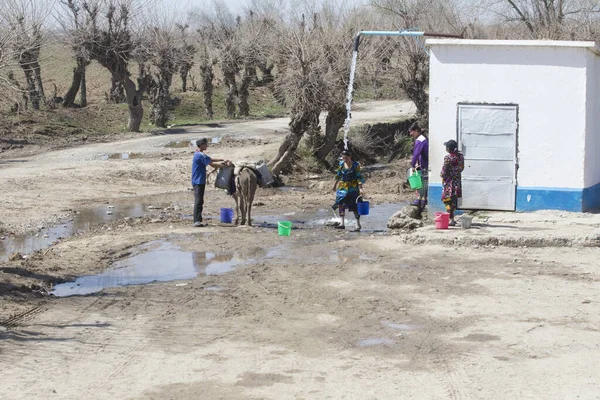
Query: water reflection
52 242 259 297
0 192 191 262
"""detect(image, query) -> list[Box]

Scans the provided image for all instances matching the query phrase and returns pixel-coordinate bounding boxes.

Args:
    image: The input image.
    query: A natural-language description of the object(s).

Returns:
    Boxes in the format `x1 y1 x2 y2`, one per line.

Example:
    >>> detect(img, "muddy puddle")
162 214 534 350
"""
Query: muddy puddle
275 182 310 192
165 136 223 149
255 202 405 233
357 338 395 347
51 233 380 296
102 153 142 160
381 321 420 331
51 239 333 296
52 241 258 296
0 192 191 262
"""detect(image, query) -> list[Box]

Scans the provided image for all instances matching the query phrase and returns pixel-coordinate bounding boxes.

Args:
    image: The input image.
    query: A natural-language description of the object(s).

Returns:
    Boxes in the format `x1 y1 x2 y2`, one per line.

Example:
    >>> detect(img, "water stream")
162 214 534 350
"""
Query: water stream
342 50 359 150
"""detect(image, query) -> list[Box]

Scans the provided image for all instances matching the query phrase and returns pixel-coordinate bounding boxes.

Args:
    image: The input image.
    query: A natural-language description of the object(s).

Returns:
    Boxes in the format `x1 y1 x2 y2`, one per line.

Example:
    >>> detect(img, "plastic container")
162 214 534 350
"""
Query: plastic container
434 212 450 230
460 215 473 229
215 166 234 190
256 161 274 186
278 221 292 236
220 208 234 224
357 196 370 216
408 170 422 190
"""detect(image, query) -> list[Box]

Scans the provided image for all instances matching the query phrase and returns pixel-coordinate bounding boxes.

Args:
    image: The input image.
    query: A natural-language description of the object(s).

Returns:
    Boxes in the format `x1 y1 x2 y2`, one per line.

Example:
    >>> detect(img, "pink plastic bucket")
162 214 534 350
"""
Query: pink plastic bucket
435 212 450 230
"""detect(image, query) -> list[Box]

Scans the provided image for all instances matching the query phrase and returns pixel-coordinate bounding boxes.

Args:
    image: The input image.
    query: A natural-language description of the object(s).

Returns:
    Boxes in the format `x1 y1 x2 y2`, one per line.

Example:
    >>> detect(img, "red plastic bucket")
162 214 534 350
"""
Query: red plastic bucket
435 212 450 230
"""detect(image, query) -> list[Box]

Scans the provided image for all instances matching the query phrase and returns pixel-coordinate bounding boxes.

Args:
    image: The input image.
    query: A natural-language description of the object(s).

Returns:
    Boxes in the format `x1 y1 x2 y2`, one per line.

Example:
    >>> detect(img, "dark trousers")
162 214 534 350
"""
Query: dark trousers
193 184 206 223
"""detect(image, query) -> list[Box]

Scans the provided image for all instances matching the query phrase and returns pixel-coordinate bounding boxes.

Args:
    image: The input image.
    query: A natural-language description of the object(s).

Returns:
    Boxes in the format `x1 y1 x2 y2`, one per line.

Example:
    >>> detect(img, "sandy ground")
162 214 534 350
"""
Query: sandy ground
1 100 600 399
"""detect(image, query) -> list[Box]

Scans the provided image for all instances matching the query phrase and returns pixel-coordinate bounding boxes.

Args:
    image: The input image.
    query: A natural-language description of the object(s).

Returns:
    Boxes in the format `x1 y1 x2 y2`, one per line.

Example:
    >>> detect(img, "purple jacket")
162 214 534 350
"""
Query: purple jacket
411 135 429 171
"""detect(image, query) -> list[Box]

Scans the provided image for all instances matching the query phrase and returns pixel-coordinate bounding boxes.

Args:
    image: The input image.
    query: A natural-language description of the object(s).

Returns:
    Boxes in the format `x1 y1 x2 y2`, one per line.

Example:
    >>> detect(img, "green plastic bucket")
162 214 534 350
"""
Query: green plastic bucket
408 170 422 190
278 221 292 236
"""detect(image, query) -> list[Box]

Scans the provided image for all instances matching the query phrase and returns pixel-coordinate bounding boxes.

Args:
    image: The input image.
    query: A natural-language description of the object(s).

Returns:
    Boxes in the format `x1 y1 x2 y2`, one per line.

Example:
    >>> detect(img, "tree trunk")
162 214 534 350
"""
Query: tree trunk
63 57 86 108
109 74 126 103
257 63 274 85
181 70 188 92
22 67 40 110
315 104 346 160
200 65 214 119
123 77 144 132
269 110 319 176
224 71 237 118
80 63 88 107
32 61 46 106
150 73 172 128
268 131 303 176
237 65 255 117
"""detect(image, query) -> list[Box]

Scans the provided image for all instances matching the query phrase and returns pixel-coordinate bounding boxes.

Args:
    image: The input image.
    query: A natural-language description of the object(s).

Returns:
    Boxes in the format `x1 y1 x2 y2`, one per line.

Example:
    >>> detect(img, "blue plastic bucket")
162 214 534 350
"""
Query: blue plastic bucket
357 197 370 216
220 208 234 223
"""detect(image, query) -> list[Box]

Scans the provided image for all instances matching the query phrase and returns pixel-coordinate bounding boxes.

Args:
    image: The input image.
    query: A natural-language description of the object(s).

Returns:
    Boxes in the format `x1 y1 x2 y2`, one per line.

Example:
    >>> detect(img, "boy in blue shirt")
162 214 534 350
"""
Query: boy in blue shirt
192 138 231 227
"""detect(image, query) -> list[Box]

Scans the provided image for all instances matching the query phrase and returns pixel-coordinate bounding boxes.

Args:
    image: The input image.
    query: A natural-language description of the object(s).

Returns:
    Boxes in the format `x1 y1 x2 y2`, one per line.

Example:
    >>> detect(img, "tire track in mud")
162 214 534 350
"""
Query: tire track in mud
78 286 153 398
0 305 47 331
436 355 481 400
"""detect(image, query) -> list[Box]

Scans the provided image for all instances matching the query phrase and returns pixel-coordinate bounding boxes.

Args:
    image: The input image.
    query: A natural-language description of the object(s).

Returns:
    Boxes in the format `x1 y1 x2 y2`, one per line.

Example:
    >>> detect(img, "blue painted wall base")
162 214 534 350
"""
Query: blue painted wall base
428 182 600 213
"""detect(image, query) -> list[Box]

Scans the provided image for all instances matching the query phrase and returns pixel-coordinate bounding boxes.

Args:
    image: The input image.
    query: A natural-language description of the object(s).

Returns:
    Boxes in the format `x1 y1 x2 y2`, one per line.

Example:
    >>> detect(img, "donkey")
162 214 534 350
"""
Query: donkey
232 167 259 226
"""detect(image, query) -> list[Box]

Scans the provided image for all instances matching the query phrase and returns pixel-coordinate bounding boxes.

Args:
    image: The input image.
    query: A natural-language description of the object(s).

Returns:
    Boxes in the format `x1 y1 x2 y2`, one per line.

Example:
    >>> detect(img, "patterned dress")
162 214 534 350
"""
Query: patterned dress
441 152 465 209
333 160 365 212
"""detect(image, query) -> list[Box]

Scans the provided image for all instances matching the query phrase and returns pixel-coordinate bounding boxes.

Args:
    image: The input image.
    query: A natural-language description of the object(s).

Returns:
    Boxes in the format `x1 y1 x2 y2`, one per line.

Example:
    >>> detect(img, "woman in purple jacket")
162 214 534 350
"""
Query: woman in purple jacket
408 122 429 208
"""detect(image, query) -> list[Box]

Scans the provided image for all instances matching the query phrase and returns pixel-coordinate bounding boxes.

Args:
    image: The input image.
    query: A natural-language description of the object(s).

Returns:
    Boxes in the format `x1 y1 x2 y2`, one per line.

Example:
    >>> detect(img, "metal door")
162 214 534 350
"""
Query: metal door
457 104 518 211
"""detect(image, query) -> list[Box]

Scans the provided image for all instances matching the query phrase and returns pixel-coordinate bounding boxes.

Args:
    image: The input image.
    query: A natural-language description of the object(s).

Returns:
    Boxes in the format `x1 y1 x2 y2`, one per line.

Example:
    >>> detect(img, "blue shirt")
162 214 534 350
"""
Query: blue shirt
192 152 212 185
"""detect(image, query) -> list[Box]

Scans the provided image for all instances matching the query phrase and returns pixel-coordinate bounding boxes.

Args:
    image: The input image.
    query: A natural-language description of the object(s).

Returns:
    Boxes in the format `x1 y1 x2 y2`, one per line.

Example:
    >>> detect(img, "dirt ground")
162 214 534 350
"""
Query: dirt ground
1 100 600 399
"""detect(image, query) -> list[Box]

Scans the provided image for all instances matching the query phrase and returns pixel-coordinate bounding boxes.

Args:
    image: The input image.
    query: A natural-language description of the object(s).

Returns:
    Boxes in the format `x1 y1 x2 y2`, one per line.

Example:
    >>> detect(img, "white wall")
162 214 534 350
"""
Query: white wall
585 52 600 188
427 41 589 189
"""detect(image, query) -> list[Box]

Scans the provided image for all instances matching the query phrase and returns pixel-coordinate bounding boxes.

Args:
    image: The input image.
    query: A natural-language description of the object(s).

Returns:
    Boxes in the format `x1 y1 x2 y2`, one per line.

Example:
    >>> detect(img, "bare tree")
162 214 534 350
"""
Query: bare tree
197 38 216 119
488 0 600 39
176 23 196 92
370 0 470 126
77 0 151 132
58 0 91 108
268 5 360 175
1 0 50 110
0 21 26 111
136 22 181 128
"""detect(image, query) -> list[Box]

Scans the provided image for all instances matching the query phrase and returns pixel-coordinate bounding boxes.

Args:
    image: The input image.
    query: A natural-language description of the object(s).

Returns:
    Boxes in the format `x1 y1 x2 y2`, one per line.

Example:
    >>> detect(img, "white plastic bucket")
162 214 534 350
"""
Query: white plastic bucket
256 162 274 186
460 215 473 229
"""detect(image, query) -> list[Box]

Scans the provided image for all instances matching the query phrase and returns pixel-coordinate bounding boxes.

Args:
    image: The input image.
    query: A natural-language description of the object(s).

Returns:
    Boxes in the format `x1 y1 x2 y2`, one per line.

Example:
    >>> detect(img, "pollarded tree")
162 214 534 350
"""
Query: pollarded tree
78 0 151 132
58 0 92 108
193 1 242 118
0 23 29 112
2 0 49 110
176 23 196 92
197 36 217 119
370 0 471 126
268 5 360 175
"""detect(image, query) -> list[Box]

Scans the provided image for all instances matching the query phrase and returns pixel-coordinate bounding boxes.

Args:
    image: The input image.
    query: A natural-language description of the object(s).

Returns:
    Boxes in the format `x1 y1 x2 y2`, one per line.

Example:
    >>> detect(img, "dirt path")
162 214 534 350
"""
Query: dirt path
1 99 600 399
1 225 599 399
0 100 412 235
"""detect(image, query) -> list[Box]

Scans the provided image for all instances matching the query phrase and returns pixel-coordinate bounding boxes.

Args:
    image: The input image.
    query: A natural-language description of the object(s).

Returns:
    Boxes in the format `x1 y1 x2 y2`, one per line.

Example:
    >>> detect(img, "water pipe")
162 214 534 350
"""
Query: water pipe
352 30 462 52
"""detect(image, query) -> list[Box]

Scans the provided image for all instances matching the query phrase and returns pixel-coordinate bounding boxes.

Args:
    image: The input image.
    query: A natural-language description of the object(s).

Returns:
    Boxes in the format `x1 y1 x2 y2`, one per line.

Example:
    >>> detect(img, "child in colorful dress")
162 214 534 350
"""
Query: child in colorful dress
332 150 365 231
440 139 464 226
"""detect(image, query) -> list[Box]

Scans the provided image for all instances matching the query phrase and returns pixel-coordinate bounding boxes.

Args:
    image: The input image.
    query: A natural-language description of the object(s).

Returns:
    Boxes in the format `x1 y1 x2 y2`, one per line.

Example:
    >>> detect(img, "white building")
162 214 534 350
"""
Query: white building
426 39 600 212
